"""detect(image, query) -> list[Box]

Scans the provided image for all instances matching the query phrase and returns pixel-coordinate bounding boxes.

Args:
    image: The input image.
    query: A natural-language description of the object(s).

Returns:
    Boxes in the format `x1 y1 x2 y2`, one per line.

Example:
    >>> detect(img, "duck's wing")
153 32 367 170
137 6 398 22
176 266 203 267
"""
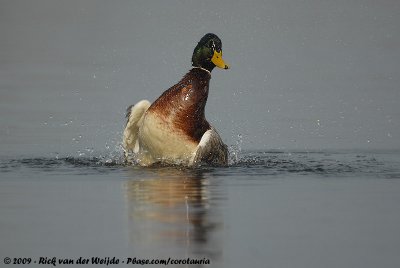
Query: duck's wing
190 127 228 166
123 100 151 157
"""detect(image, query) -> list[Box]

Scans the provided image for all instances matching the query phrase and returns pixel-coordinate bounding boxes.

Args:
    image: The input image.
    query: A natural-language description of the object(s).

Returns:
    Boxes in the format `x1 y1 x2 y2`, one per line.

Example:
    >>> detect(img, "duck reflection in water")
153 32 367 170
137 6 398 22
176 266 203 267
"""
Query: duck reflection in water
123 167 223 261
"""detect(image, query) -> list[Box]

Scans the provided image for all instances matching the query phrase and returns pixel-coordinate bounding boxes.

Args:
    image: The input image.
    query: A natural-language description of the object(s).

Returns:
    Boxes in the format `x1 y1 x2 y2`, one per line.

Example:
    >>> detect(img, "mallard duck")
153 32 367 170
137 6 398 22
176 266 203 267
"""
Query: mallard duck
123 33 229 166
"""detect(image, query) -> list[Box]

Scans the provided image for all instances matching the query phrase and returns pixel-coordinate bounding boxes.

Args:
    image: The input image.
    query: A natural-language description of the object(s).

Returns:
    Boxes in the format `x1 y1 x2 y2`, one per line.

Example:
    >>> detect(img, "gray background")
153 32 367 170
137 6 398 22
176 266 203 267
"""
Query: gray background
1 0 399 157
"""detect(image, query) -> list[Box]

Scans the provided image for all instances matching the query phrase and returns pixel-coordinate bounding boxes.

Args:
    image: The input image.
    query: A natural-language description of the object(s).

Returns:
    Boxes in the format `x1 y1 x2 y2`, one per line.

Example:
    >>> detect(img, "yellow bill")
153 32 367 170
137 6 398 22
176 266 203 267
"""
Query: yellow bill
211 50 230 69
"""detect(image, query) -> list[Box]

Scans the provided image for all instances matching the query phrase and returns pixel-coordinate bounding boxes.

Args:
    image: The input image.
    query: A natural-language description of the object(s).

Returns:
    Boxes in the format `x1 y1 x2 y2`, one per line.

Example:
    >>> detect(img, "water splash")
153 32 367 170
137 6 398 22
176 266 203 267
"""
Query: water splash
1 150 399 179
228 134 243 165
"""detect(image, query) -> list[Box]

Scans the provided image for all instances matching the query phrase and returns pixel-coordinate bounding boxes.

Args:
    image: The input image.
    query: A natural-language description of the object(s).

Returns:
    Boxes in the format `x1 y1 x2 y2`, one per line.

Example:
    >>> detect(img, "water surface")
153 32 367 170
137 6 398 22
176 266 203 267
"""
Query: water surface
1 151 400 268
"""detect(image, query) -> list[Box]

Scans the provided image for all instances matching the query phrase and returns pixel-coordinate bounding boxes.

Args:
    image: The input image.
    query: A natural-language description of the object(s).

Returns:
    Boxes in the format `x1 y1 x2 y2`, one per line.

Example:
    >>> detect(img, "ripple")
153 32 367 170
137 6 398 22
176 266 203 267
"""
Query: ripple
1 151 399 178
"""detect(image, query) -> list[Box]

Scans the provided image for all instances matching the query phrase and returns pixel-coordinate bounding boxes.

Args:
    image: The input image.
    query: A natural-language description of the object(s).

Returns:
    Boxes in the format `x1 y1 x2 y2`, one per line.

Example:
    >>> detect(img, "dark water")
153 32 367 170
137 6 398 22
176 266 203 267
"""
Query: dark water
1 151 400 268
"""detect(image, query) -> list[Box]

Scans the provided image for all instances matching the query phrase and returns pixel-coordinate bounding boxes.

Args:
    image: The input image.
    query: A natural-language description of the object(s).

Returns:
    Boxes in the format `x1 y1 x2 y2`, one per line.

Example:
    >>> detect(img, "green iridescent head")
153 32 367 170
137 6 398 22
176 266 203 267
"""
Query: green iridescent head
191 33 229 72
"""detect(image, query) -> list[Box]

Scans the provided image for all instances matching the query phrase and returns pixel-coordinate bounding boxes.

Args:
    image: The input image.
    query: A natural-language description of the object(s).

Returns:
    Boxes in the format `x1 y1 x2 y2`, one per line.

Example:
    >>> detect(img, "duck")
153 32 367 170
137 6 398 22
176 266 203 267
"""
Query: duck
122 33 230 166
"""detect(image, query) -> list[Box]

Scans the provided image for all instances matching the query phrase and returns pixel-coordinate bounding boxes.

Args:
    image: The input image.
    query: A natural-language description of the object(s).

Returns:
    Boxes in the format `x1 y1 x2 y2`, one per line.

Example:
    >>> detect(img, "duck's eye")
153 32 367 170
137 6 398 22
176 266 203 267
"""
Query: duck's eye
208 40 216 50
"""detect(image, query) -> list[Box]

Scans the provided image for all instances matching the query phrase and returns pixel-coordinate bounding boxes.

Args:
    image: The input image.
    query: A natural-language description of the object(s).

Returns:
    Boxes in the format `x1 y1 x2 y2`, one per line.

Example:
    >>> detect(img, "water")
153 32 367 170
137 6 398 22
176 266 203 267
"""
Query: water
1 150 400 268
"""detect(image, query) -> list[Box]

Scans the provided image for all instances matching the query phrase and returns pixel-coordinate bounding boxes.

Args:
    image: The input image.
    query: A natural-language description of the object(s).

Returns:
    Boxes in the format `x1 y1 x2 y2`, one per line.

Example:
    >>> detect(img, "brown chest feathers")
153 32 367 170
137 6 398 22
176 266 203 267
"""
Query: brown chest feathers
147 68 212 142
